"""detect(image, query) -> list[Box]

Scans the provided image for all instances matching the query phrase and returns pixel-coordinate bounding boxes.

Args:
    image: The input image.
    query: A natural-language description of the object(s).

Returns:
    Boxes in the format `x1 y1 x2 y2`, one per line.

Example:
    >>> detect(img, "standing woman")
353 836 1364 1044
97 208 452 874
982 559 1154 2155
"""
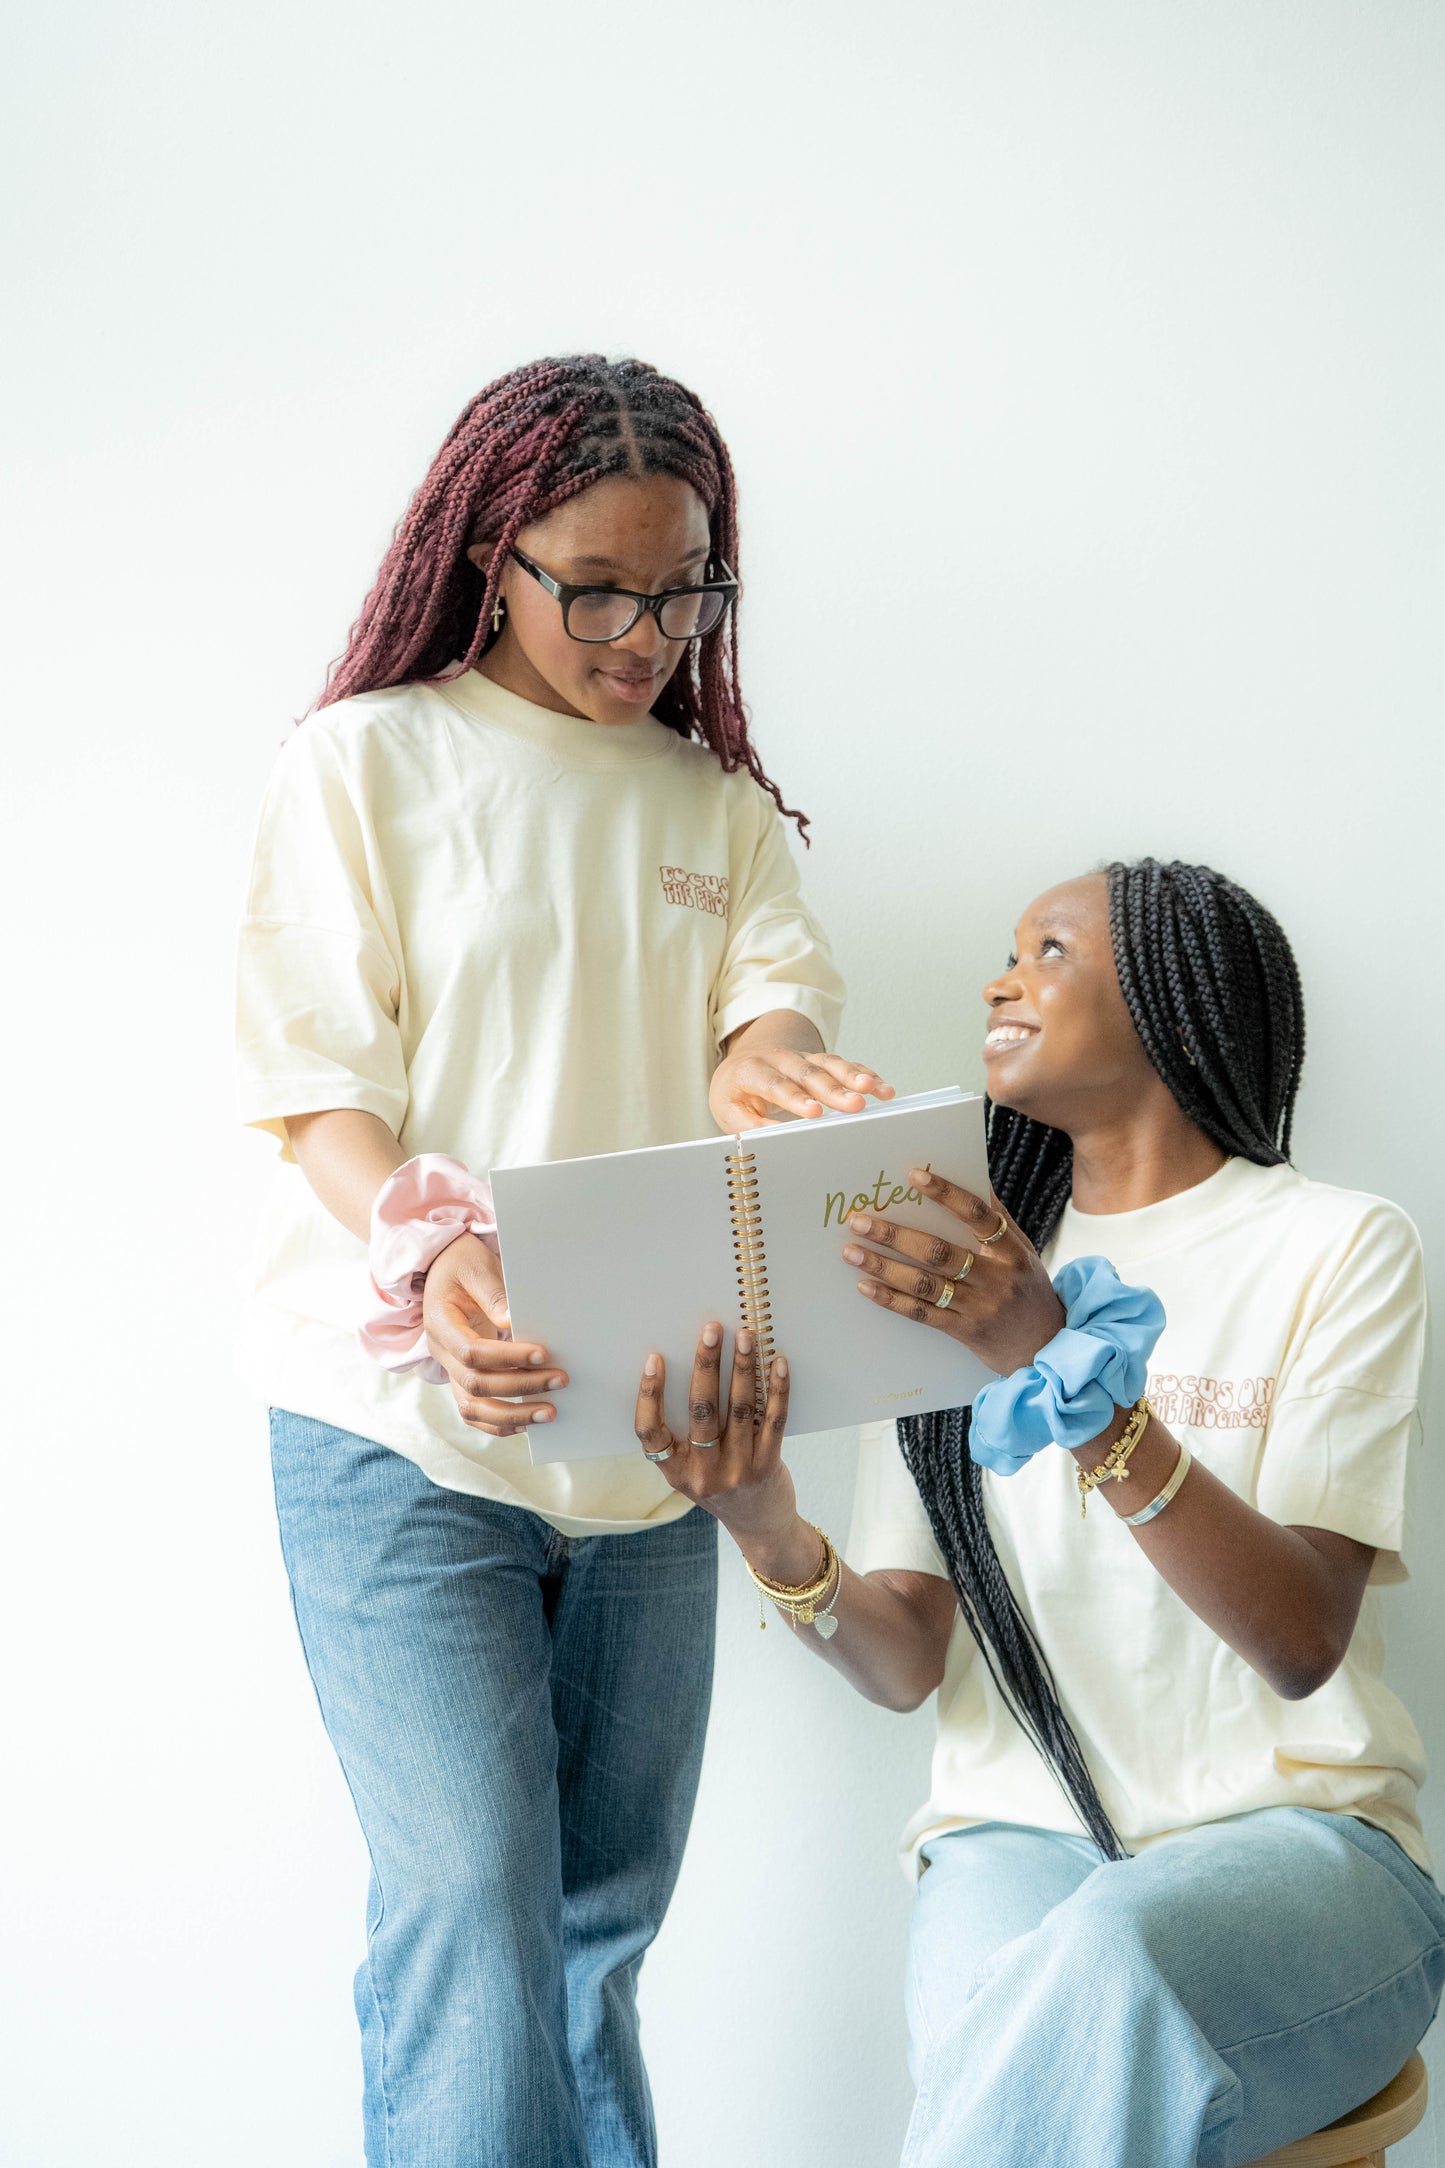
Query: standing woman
235 355 885 2168
637 861 1441 2167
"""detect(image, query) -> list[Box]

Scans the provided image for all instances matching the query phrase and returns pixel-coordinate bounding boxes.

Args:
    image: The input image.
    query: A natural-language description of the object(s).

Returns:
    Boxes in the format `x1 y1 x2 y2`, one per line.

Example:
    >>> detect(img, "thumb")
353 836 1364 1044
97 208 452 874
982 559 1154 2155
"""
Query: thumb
456 1236 511 1325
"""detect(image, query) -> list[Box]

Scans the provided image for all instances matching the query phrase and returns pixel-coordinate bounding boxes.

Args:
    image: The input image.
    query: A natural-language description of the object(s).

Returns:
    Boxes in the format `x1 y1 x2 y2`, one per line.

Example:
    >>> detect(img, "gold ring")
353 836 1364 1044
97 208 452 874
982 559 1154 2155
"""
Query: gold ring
979 1213 1008 1245
934 1282 956 1310
951 1253 975 1283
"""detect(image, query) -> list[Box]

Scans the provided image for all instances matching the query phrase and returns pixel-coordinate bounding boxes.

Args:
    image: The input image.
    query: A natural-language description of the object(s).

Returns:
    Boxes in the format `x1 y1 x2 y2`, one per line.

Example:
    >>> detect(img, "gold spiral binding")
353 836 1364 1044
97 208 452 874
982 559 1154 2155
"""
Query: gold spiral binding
725 1148 776 1409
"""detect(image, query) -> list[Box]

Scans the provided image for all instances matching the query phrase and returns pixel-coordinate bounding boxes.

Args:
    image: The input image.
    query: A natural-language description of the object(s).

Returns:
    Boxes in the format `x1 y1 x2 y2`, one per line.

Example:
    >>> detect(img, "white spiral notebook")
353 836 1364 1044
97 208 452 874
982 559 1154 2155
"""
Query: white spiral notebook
489 1087 995 1466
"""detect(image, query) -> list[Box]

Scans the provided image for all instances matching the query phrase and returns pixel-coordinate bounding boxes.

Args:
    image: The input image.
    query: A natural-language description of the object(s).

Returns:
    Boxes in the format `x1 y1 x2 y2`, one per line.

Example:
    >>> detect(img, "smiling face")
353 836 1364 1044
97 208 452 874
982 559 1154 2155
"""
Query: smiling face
981 874 1165 1131
470 470 713 728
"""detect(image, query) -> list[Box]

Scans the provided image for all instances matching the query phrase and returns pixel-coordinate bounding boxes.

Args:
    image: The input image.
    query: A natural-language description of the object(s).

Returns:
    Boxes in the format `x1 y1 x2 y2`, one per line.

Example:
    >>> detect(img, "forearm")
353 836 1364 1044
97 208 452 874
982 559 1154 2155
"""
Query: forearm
286 1107 408 1241
722 1009 824 1059
734 1514 954 1713
1072 1409 1371 1698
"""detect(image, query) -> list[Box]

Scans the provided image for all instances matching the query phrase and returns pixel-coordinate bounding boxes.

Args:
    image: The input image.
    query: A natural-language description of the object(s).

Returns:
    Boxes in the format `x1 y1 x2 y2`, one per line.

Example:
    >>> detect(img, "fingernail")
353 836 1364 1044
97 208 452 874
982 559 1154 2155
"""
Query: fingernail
857 1279 876 1295
853 1073 869 1085
848 1213 872 1232
841 1244 864 1266
644 1353 660 1377
737 1328 754 1355
908 1168 931 1186
550 1376 567 1389
529 1408 555 1422
529 1350 547 1365
702 1323 722 1348
772 1354 789 1380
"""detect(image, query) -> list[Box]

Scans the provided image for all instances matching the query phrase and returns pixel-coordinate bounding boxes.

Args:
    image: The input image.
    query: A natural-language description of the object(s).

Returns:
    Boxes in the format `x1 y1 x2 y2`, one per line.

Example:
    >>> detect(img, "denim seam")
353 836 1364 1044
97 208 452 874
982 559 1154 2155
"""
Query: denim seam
271 1415 398 2167
1214 1939 1445 2059
285 1582 400 2166
906 1924 935 2072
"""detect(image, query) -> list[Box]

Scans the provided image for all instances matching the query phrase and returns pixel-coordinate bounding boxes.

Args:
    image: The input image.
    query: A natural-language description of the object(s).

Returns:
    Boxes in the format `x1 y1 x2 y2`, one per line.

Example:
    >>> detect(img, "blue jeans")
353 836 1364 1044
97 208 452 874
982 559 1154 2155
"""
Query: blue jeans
904 1811 1445 2168
269 1410 718 2168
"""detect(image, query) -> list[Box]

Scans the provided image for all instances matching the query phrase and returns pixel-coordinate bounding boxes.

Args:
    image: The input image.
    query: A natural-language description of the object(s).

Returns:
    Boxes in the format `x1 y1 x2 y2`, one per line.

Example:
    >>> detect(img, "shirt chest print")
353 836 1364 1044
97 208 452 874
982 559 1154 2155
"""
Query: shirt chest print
659 866 730 917
1148 1370 1276 1429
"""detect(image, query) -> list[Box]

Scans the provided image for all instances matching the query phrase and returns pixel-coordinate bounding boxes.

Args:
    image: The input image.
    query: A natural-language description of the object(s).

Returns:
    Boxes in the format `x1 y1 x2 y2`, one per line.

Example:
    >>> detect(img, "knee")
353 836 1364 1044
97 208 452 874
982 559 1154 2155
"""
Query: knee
378 1811 554 1945
1026 1868 1162 1999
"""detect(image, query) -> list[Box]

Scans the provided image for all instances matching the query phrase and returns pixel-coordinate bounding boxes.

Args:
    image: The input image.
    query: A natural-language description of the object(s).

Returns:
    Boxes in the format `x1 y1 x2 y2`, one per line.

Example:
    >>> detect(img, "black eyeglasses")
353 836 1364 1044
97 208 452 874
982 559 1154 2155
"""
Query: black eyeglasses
509 548 738 644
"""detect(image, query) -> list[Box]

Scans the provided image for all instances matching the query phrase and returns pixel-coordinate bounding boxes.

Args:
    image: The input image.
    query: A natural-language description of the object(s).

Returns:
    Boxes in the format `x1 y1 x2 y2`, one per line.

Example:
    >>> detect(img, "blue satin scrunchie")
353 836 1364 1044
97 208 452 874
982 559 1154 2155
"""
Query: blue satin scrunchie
969 1256 1166 1477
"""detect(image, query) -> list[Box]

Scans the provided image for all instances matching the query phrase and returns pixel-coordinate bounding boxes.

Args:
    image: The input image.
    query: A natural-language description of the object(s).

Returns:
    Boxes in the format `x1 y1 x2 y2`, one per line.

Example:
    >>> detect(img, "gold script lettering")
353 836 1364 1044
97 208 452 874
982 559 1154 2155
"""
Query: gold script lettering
822 1165 930 1227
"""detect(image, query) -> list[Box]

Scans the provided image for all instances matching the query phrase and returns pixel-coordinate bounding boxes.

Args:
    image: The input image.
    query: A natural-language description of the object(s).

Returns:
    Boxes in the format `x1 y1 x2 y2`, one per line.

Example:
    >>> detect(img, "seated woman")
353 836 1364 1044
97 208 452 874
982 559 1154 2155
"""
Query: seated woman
633 858 1443 2168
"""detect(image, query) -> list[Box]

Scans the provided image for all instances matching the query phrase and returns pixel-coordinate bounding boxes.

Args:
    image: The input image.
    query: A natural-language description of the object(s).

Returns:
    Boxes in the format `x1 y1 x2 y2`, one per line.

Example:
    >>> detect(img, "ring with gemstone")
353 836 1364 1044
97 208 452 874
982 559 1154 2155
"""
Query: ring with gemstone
980 1213 1008 1245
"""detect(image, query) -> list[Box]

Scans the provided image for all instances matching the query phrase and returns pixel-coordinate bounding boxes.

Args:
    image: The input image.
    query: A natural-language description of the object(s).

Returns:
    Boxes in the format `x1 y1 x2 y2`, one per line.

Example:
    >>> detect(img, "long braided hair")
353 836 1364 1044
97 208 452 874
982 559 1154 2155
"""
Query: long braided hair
899 859 1306 1858
315 354 805 831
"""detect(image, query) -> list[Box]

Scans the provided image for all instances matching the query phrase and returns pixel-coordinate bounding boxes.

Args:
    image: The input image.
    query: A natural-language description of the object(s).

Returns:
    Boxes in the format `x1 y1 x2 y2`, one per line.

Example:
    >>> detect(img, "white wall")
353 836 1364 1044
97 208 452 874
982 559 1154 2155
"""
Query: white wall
4 3 1442 2161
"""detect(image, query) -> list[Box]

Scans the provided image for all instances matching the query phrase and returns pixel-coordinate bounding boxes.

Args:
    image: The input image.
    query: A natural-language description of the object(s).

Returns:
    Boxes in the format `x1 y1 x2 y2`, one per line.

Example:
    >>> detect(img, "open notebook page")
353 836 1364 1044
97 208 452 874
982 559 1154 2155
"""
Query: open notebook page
747 1088 993 1436
491 1132 739 1467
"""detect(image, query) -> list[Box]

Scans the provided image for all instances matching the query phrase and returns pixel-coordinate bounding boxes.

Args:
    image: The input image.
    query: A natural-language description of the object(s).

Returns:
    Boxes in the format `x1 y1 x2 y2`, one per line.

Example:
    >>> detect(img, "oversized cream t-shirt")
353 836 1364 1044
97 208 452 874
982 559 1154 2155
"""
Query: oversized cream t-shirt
848 1158 1431 1873
236 668 845 1533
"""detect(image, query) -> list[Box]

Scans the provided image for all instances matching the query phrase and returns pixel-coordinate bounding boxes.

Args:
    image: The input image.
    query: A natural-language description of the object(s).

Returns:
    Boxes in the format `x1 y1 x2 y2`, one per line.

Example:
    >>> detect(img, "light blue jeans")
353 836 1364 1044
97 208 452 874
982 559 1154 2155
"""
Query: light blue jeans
269 1409 718 2168
904 1811 1445 2168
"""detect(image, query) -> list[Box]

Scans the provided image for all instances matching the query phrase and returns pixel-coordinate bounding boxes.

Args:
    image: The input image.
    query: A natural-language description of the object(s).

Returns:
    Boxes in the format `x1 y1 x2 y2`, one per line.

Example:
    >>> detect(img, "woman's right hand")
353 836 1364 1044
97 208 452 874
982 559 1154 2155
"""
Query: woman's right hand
422 1233 568 1437
633 1325 797 1549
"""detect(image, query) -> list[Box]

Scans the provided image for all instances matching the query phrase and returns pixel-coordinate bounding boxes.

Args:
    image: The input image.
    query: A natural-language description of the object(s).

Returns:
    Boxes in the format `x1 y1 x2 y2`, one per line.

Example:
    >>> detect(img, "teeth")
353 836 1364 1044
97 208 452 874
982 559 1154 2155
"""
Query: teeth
985 1026 1034 1046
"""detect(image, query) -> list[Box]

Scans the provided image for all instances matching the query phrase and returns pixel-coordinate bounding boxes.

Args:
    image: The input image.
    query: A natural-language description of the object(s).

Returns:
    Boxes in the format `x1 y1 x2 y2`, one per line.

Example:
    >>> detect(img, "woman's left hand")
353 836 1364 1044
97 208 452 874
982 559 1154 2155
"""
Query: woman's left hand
840 1166 1066 1378
634 1325 797 1547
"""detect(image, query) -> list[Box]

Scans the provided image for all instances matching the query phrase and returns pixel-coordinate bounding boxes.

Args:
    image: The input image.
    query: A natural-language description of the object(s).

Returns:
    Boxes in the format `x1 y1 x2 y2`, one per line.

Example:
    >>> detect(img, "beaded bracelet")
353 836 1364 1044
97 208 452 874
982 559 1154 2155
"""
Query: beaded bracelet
1076 1397 1152 1519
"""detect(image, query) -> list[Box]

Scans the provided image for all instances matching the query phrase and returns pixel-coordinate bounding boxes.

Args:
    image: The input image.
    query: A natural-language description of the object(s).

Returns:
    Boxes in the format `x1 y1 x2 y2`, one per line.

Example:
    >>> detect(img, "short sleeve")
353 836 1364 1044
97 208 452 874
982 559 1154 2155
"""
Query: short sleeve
236 722 410 1162
710 783 846 1051
1256 1202 1428 1585
847 1420 951 1579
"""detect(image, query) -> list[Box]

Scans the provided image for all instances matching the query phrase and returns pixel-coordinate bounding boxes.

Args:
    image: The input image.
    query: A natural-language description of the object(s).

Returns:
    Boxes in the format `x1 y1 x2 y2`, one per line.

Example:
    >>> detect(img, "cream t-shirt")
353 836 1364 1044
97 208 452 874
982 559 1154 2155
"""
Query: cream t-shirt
847 1157 1432 1873
235 668 845 1533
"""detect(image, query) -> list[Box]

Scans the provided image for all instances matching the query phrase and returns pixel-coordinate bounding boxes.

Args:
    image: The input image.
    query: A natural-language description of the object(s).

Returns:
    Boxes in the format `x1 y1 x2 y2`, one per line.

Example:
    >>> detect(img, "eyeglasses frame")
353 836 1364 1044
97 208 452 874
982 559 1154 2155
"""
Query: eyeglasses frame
507 547 739 644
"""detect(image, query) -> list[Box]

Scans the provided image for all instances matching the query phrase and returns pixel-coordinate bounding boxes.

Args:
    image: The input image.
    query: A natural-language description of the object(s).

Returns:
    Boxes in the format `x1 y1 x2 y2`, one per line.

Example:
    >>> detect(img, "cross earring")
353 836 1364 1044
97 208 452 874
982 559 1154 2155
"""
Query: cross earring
491 595 506 634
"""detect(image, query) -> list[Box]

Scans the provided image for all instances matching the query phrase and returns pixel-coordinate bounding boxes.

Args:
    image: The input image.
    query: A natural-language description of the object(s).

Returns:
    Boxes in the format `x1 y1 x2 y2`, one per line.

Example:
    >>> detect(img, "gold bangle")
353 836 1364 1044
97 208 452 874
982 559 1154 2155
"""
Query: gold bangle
747 1525 831 1597
772 1557 841 1630
1076 1398 1151 1519
797 1560 844 1639
747 1527 838 1630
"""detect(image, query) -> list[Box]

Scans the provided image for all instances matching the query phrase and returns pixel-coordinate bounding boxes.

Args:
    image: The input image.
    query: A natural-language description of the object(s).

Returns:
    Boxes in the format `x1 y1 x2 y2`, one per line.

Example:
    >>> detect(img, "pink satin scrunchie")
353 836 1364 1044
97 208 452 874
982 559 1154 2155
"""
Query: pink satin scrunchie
357 1153 505 1386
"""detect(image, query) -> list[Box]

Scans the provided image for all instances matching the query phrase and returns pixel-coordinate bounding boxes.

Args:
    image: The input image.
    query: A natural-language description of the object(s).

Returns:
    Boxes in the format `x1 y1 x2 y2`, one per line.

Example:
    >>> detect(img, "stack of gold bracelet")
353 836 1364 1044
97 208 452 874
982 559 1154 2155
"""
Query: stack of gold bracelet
745 1525 841 1636
1076 1397 1152 1518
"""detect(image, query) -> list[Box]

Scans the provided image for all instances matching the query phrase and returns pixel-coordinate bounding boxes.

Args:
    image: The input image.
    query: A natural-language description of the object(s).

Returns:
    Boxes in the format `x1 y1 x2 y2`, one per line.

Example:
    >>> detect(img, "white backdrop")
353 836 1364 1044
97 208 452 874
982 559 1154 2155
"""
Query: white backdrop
4 3 1442 2162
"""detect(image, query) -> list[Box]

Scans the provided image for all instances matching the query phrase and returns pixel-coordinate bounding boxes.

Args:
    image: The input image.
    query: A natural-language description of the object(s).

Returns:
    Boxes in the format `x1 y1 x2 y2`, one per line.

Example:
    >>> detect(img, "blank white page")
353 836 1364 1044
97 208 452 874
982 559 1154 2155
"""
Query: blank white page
490 1132 739 1466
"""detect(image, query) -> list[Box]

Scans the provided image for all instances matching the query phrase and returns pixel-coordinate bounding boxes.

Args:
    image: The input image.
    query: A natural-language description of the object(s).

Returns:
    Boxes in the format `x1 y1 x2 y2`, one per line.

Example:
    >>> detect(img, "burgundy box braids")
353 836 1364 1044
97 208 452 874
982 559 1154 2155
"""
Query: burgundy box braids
316 354 806 833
